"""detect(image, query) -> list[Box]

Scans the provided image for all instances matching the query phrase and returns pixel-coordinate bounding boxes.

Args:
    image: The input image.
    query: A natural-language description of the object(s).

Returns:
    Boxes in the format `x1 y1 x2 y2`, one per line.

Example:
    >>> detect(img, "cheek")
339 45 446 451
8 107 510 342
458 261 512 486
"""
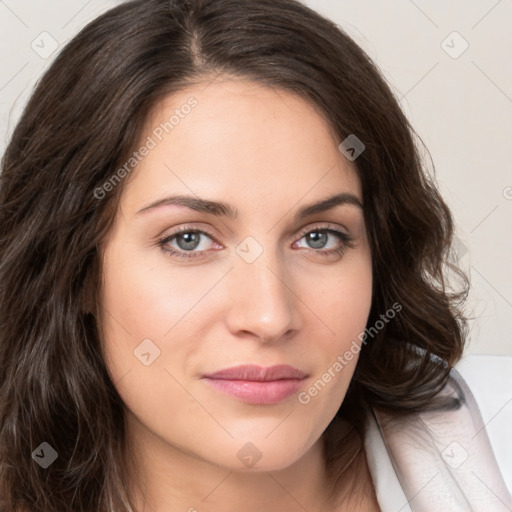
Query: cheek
100 240 210 334
318 255 373 346
98 246 209 443
98 240 227 386
292 255 372 412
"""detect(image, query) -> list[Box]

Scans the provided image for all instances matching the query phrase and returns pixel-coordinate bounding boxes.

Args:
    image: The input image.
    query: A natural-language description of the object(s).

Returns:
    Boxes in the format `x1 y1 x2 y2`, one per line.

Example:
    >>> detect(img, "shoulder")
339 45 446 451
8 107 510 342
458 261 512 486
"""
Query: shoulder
454 354 512 491
364 354 512 510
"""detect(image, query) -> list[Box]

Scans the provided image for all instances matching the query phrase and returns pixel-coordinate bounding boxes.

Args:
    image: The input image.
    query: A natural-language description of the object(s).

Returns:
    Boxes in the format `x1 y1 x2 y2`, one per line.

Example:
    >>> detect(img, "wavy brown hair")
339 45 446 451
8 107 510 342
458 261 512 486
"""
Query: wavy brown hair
0 0 469 510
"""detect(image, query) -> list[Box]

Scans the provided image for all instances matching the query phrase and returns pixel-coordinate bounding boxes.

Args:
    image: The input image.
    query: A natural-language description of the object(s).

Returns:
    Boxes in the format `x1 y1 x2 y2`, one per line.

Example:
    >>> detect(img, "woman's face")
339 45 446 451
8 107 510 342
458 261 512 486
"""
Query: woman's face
99 78 372 473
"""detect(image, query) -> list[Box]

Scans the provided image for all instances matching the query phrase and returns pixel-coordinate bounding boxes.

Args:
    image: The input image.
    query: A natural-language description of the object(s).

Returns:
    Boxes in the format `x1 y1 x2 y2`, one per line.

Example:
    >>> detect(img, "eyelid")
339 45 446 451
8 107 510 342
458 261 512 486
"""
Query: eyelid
157 224 219 245
295 222 351 239
156 221 356 264
157 221 352 246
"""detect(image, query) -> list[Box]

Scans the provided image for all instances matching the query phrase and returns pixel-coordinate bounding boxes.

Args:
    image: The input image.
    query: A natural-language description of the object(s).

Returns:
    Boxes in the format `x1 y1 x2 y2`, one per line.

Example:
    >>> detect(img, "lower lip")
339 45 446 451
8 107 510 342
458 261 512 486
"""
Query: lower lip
202 378 305 405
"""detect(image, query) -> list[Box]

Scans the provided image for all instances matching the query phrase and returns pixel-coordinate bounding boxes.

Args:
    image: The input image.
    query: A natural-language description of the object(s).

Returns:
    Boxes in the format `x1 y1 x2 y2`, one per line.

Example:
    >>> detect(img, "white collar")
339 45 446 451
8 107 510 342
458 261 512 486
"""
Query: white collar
362 367 512 511
364 408 412 511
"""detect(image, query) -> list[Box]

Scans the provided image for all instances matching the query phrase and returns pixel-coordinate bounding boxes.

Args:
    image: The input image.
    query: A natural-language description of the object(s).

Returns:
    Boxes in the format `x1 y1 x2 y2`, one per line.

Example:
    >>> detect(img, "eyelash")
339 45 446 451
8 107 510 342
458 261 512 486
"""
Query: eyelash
157 224 355 261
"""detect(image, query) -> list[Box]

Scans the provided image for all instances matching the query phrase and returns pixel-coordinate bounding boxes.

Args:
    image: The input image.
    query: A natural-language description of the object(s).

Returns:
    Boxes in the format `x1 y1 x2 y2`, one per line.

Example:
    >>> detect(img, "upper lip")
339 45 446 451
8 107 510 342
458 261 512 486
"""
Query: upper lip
203 364 308 381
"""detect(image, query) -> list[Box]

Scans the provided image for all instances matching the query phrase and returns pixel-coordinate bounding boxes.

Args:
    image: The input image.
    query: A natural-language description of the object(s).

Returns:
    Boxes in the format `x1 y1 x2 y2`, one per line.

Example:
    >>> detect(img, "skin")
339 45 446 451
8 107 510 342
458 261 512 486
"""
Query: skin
98 78 377 511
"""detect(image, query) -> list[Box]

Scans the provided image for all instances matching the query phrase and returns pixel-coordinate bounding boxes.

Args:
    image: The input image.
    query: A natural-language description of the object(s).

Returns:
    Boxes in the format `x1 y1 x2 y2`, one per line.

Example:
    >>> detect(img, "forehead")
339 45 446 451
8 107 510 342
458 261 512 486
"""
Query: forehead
121 79 361 215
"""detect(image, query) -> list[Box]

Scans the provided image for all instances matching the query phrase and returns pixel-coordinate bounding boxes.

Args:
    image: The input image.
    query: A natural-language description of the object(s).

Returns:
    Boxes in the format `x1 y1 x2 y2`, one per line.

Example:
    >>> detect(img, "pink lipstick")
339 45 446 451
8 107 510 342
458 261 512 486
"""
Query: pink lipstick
202 364 308 405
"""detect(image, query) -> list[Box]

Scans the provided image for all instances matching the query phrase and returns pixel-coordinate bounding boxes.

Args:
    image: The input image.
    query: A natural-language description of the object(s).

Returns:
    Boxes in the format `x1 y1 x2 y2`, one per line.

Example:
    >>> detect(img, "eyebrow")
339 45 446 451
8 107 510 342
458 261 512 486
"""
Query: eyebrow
136 192 363 220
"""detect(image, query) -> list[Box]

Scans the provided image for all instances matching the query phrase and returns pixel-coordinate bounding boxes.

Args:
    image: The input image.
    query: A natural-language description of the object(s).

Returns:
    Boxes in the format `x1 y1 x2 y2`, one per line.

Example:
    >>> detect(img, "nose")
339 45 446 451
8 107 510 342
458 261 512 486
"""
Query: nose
224 247 301 344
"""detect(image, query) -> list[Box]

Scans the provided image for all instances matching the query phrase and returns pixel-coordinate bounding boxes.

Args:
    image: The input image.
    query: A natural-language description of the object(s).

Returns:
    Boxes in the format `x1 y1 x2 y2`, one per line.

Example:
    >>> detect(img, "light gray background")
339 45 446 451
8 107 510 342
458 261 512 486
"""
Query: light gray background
0 1 511 355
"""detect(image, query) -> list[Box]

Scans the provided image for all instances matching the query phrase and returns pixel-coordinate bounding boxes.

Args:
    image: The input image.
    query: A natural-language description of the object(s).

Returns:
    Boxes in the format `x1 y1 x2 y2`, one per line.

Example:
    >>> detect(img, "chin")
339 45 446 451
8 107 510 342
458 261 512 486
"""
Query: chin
207 434 316 473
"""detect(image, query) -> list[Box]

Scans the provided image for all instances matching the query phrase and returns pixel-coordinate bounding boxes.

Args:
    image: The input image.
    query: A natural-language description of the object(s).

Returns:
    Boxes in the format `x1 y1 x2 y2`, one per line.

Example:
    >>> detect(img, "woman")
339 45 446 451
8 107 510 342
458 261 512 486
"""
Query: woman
0 0 510 511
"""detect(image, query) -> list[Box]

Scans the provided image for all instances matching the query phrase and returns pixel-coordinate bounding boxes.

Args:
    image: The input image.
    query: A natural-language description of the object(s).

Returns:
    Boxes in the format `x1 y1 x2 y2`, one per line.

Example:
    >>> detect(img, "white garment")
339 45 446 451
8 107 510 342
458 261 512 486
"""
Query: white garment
364 355 512 511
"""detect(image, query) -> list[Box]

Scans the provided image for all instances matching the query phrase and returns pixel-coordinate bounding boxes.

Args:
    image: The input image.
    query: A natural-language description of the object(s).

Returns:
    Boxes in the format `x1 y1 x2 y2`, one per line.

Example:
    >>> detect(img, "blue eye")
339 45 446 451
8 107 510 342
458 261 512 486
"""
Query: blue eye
157 224 355 260
157 228 217 260
294 227 354 255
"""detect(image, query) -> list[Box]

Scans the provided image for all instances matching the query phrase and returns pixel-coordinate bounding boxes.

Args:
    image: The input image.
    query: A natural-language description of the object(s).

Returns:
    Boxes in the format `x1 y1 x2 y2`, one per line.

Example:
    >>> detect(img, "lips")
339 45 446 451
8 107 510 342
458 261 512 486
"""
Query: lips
201 364 308 405
203 364 307 381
